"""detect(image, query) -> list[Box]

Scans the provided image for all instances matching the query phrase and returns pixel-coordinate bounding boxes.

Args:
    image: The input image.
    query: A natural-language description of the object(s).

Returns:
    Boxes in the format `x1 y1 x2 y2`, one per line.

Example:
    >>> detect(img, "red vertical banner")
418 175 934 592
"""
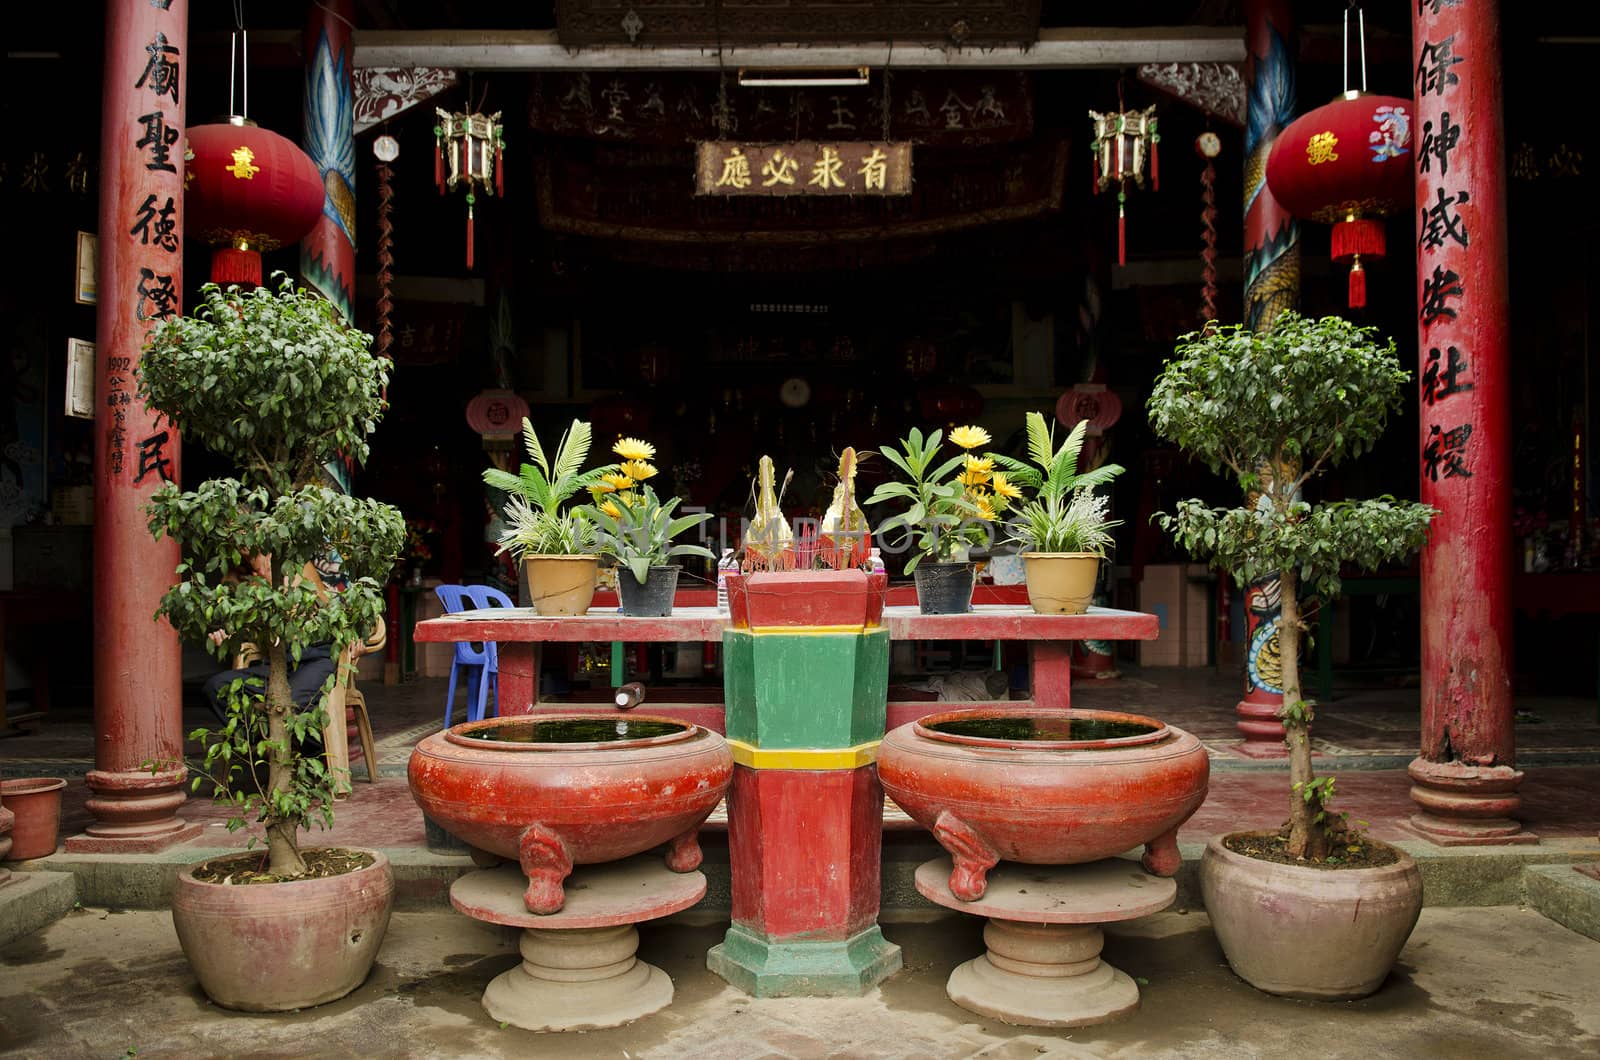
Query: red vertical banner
72 0 202 852
1409 0 1531 844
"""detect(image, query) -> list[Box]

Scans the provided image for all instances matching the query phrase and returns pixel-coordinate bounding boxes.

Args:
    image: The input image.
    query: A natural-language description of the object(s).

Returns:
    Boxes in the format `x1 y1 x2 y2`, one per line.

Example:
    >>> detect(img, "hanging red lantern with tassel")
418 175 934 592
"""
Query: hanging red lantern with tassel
1089 103 1159 266
184 119 324 288
1265 92 1412 309
435 107 505 270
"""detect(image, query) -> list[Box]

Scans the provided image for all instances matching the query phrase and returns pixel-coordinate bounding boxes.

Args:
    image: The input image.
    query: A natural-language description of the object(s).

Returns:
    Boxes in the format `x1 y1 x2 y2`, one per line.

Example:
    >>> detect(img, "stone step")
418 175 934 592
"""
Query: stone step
0 870 77 948
1523 862 1600 941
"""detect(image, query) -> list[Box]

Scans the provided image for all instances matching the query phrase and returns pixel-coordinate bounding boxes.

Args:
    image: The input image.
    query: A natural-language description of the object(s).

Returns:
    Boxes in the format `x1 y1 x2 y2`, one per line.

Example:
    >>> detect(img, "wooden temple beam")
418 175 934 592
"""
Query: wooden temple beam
351 26 1246 70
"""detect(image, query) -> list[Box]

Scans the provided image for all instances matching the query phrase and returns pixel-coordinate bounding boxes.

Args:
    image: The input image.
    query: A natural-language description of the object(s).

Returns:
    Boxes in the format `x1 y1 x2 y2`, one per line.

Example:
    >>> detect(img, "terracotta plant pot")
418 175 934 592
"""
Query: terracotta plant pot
172 848 394 1011
0 777 67 860
1022 552 1101 614
524 554 598 616
879 708 1208 900
914 561 976 614
617 564 679 617
409 713 732 913
1199 832 1423 1000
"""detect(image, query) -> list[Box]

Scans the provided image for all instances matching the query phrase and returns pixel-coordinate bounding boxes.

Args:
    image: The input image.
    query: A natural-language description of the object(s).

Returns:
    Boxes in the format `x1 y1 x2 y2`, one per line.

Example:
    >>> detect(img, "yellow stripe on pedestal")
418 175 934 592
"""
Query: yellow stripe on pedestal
726 738 881 770
747 624 884 636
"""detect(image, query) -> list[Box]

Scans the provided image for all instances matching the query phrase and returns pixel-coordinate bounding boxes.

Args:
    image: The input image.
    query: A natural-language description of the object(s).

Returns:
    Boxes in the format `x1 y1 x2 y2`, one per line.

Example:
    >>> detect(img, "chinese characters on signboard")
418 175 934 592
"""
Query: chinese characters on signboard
1415 2 1476 488
695 142 911 197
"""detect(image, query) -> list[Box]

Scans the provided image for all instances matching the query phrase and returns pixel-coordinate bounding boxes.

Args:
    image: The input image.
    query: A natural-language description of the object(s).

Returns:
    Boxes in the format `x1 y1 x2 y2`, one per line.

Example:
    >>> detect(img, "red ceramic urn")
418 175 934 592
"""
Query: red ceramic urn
409 713 732 913
878 707 1209 901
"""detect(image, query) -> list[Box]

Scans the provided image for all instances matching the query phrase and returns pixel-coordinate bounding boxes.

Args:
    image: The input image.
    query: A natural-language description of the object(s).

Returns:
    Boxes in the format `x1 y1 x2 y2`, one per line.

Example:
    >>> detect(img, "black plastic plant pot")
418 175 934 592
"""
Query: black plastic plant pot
618 565 680 617
914 561 976 615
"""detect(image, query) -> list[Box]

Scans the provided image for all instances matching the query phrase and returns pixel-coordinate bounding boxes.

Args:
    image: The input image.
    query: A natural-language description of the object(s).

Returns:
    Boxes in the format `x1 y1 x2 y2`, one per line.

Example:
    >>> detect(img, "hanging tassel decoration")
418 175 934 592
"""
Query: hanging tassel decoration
465 192 476 269
495 140 504 198
1347 257 1366 309
1117 191 1127 266
1150 120 1160 192
434 124 445 193
1092 153 1100 196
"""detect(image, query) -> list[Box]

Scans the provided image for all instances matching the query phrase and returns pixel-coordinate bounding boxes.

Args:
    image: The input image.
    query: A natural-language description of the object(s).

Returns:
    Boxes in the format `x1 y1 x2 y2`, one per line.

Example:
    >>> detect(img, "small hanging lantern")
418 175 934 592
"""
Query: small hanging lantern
1264 7 1409 309
1089 103 1159 265
435 107 505 269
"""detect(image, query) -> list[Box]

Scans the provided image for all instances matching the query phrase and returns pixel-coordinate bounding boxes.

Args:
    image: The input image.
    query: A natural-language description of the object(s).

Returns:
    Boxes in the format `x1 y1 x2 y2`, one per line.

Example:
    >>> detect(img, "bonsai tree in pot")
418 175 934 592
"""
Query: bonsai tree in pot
867 424 1013 614
484 418 617 615
581 439 715 617
141 277 404 1011
993 413 1125 614
1148 313 1436 1000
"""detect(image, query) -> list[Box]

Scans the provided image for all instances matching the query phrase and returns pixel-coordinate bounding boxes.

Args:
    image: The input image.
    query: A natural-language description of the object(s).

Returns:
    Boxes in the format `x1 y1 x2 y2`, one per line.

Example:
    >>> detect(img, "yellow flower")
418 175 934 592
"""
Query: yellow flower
949 425 991 450
613 437 656 461
620 460 658 482
602 473 635 491
973 497 998 522
990 472 1022 500
589 480 617 496
964 455 994 475
600 500 622 519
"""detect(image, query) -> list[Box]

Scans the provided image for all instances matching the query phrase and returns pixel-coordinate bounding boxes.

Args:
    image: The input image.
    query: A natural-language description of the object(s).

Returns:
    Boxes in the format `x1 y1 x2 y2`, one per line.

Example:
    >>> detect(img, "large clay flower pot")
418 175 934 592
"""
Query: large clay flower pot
524 554 598 615
1022 552 1100 614
172 849 394 1011
409 713 732 913
879 707 1208 900
617 565 680 617
0 778 67 860
1200 832 1423 1000
914 561 976 614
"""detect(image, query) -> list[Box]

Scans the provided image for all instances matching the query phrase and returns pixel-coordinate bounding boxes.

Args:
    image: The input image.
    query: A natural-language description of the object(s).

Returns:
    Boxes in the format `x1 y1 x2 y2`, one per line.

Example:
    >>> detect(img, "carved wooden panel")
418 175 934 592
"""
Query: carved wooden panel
556 1 1041 47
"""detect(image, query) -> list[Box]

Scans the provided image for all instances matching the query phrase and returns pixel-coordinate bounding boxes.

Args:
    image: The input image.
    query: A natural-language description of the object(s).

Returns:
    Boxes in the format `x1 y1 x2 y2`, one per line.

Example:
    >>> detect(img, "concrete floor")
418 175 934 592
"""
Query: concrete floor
1 904 1596 1059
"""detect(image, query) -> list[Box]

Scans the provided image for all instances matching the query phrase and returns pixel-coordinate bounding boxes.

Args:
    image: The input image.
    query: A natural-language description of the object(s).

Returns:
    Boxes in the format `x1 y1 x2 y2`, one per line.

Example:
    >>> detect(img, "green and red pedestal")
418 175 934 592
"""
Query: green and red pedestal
707 606 902 996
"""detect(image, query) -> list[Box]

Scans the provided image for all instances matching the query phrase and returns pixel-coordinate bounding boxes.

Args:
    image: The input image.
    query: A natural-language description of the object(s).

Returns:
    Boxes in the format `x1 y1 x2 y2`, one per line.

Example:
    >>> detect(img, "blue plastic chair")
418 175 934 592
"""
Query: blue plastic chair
434 584 515 728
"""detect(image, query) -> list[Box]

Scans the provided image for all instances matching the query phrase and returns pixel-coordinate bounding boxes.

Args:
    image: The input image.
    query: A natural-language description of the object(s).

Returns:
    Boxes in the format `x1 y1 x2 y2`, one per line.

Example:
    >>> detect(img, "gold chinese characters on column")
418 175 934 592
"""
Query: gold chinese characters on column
695 142 912 197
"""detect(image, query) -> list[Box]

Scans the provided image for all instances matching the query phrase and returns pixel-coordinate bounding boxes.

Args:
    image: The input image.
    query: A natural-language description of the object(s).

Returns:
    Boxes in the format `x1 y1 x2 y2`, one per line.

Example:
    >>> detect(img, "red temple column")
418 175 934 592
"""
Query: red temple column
300 0 356 321
70 0 202 852
1237 0 1301 752
1408 0 1532 844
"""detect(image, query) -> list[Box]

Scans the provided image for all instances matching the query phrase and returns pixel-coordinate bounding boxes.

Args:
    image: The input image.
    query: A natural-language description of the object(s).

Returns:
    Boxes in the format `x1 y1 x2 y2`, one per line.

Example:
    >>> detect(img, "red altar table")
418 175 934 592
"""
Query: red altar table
410 602 1160 725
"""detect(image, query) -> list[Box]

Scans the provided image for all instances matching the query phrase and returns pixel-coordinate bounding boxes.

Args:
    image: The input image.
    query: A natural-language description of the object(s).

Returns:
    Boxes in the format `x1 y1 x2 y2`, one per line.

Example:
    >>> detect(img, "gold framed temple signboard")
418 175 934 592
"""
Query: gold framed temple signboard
695 142 912 197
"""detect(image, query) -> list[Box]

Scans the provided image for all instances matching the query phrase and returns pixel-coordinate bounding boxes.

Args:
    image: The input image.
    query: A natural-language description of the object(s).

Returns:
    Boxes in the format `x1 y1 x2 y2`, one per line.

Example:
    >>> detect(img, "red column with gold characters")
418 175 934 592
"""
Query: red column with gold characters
1409 0 1532 844
69 0 202 852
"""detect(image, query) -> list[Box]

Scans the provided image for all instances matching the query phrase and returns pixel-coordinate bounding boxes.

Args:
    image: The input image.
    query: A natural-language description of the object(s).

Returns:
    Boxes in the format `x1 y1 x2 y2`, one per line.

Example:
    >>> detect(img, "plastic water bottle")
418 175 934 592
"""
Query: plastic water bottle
716 549 737 613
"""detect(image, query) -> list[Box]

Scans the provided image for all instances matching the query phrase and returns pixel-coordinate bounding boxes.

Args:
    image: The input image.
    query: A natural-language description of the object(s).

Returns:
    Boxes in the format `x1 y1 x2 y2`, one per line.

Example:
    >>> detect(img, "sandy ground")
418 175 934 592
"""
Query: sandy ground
1 904 1596 1060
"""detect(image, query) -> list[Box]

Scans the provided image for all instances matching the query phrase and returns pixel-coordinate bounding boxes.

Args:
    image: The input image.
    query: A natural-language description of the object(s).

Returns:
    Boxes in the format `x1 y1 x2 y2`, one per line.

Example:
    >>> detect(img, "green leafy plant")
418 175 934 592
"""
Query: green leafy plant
995 413 1125 555
867 425 1011 572
141 278 404 878
583 485 716 584
1147 314 1435 861
484 418 616 558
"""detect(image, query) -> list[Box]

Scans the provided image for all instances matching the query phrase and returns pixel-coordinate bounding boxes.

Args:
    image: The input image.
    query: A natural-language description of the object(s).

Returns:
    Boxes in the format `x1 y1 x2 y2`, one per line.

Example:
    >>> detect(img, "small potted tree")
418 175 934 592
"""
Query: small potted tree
1148 313 1436 1000
142 278 404 1011
868 425 1012 614
992 413 1125 614
581 438 715 617
484 418 617 615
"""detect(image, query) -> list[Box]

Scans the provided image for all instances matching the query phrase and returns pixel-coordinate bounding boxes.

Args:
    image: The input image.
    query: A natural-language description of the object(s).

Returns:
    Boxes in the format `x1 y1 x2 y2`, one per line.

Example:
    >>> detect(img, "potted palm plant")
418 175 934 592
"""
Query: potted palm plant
993 413 1125 614
484 419 617 615
141 278 404 1011
581 439 715 617
1148 314 1436 1000
867 424 1013 614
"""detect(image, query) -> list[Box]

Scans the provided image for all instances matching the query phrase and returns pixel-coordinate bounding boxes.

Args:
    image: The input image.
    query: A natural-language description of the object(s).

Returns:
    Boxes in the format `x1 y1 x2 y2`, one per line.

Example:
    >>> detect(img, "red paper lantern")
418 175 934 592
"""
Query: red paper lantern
185 119 325 288
1265 93 1413 309
465 389 531 441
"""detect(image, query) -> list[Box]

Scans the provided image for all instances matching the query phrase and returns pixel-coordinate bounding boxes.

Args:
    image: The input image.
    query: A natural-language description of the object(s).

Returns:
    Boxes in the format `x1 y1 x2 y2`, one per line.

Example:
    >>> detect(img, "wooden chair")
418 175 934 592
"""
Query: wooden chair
230 616 386 787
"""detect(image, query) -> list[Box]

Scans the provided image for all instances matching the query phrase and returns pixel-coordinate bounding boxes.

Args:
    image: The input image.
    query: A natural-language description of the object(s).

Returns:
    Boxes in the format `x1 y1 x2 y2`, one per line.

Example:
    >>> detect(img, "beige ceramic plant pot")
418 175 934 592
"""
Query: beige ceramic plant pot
1200 832 1423 1000
1022 553 1101 614
524 555 598 616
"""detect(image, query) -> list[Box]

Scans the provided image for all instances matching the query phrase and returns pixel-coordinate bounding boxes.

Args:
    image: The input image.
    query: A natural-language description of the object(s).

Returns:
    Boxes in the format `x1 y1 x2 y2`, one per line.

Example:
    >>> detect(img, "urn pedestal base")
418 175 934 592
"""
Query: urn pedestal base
449 857 705 1032
915 857 1176 1028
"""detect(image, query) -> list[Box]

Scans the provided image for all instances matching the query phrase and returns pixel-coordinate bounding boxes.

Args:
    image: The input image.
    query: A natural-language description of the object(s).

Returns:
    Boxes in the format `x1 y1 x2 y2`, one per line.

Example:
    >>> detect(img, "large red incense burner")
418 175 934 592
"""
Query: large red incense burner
878 707 1209 901
409 713 732 913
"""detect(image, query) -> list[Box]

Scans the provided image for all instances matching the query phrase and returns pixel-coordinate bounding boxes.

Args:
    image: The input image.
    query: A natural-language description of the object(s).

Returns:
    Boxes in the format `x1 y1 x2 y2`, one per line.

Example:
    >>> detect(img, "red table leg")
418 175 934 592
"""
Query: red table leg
1029 641 1073 710
496 643 541 716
